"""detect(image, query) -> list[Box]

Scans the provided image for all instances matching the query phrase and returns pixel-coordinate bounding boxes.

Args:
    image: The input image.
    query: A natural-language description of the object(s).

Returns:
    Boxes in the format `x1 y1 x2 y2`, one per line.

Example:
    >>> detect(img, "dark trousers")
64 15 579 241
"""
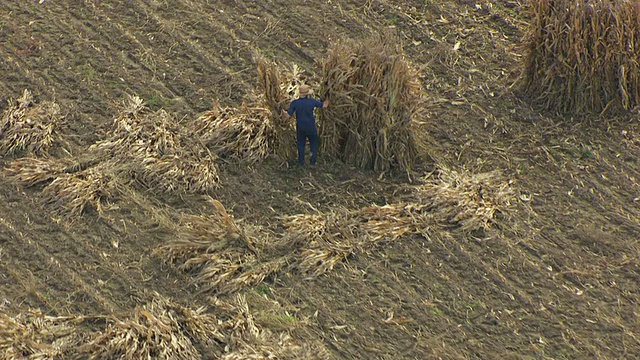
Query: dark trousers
297 127 319 165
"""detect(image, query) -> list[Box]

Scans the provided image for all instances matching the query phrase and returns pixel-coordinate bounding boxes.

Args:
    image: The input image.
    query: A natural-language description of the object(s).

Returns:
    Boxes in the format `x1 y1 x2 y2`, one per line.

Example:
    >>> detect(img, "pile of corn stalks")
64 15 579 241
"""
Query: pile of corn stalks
284 203 430 278
154 199 285 294
193 104 274 163
90 95 219 193
522 0 640 114
0 311 86 359
77 296 221 360
284 168 514 277
0 89 64 156
4 157 121 220
417 167 514 232
319 33 423 172
1 294 328 359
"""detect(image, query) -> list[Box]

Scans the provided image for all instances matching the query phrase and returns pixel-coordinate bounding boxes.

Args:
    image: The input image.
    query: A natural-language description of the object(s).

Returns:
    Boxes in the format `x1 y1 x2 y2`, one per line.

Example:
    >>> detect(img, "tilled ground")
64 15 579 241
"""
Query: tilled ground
1 1 640 359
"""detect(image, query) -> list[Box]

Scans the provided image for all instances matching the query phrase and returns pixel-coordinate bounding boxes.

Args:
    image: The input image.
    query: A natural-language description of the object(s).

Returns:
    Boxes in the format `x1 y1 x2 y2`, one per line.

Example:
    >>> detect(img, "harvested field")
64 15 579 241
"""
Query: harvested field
1 1 640 359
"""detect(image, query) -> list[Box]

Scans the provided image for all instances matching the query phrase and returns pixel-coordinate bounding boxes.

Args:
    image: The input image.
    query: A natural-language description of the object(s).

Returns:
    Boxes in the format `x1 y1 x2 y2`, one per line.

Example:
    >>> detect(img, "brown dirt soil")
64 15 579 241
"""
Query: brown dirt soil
2 0 640 359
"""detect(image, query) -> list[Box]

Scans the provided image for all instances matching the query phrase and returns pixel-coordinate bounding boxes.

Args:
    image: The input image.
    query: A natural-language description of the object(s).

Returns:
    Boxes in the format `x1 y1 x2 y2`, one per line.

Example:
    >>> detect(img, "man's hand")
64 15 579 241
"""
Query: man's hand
281 109 290 119
323 99 330 109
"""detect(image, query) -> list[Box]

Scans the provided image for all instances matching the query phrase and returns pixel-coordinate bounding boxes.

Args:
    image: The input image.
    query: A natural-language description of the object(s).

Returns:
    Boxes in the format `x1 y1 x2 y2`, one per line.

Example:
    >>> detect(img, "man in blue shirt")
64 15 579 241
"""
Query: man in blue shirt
282 84 329 166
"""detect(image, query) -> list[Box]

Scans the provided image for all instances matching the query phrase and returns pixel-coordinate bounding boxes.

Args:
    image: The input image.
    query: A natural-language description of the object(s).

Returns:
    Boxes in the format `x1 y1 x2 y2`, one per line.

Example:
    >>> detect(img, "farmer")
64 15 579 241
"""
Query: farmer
282 84 329 166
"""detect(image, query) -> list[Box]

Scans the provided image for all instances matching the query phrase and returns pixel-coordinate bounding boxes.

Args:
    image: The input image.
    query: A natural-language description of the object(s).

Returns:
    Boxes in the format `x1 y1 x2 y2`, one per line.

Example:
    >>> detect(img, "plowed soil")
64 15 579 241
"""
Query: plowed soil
2 1 640 359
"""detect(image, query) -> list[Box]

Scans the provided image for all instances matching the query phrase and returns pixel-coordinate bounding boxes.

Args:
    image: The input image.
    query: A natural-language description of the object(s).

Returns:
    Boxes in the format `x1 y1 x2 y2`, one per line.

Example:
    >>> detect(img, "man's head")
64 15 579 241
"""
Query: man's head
298 84 312 97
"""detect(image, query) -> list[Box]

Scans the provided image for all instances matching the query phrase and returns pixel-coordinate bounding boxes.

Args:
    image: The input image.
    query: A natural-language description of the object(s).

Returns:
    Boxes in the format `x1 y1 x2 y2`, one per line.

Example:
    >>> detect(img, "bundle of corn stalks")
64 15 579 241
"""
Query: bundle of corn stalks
193 104 274 162
255 56 304 122
255 55 305 160
417 167 514 232
0 310 86 359
319 33 423 173
41 165 121 219
4 157 121 219
283 203 431 278
78 295 225 360
154 199 280 294
3 157 67 187
90 95 219 193
522 0 640 114
0 89 65 156
285 169 513 277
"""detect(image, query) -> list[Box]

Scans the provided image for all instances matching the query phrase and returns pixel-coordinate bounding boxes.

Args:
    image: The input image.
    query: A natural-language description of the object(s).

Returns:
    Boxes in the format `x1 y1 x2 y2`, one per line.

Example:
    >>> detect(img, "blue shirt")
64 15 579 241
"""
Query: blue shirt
287 97 324 130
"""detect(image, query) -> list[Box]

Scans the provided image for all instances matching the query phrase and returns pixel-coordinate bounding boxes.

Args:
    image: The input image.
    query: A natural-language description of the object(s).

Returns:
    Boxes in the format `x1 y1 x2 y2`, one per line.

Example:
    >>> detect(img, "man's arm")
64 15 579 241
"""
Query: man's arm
282 102 295 119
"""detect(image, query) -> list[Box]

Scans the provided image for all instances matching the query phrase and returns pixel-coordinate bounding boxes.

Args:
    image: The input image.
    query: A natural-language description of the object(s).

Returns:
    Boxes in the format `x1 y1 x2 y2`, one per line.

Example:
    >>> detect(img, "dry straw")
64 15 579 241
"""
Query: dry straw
255 55 304 160
90 95 219 193
319 33 423 173
78 295 224 359
193 103 274 162
154 198 279 295
0 89 64 156
0 310 86 359
522 0 640 114
4 157 121 220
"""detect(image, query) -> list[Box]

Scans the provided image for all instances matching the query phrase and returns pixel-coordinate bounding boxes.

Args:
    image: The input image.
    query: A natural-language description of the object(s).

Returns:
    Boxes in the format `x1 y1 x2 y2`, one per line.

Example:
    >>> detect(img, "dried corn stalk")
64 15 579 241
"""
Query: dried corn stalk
255 55 304 159
417 167 514 231
154 199 268 294
319 33 423 173
286 204 429 278
4 157 121 220
0 311 86 359
78 295 224 360
193 104 274 162
90 95 219 193
41 165 120 218
221 294 330 360
3 157 68 187
0 89 64 156
522 0 640 114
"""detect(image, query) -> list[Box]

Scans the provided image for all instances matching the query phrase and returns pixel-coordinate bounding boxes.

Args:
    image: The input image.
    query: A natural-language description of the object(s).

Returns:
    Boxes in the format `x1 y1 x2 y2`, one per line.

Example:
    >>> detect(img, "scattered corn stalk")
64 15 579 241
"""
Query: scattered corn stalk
0 311 87 360
221 294 330 360
90 95 219 193
0 89 64 156
193 104 274 162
